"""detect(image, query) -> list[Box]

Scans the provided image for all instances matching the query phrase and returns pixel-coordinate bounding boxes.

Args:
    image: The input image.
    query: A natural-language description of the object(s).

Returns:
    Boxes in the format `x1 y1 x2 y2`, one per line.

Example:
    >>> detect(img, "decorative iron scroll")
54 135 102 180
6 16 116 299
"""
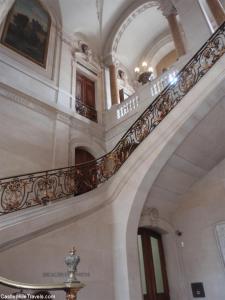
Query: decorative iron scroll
1 22 225 215
0 167 76 214
75 99 98 122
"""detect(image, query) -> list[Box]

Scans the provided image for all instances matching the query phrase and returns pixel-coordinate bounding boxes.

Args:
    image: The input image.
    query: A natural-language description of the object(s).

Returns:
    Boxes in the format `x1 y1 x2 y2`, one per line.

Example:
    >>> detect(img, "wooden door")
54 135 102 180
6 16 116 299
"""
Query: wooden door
138 228 170 300
85 78 95 108
76 73 95 108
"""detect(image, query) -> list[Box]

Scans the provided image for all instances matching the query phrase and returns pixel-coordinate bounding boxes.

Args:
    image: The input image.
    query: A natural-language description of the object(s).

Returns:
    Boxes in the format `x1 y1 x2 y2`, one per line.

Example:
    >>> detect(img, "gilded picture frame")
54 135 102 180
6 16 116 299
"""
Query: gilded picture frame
1 0 51 68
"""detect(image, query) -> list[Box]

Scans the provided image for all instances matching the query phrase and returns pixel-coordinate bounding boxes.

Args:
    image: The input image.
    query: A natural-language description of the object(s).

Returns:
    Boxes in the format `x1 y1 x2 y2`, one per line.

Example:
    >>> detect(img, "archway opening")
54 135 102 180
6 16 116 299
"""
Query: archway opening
75 147 95 165
137 227 170 300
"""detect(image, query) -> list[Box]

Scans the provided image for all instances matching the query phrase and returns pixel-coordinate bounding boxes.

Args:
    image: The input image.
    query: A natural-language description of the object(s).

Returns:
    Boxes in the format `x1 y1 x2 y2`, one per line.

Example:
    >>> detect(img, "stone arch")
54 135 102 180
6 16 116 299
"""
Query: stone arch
69 137 106 165
103 0 159 60
138 211 187 299
106 69 225 300
75 146 96 164
141 33 175 70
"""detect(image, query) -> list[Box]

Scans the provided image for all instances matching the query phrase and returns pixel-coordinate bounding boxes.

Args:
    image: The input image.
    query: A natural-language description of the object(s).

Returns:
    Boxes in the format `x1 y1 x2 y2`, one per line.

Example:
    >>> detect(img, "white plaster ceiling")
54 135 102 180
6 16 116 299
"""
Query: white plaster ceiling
58 0 134 53
58 0 169 72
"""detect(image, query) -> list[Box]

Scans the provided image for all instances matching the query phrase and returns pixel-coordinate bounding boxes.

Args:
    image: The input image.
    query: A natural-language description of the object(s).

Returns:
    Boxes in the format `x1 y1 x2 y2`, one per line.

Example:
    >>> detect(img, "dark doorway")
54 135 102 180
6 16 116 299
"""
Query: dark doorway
75 148 96 195
75 147 95 165
138 228 170 300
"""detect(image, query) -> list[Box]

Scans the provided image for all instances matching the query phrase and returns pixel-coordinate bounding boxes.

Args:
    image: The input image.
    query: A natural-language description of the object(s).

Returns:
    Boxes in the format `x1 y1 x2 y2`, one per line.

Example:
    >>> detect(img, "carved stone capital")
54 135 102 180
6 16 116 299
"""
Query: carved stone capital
103 53 118 67
141 207 159 226
159 0 177 17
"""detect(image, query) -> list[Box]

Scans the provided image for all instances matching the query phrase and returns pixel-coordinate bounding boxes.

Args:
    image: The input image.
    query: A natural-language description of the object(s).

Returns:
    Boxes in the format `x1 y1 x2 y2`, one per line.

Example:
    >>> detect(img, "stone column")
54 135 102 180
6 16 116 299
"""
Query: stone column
166 11 186 57
0 0 15 26
206 0 225 26
109 64 120 105
160 1 186 57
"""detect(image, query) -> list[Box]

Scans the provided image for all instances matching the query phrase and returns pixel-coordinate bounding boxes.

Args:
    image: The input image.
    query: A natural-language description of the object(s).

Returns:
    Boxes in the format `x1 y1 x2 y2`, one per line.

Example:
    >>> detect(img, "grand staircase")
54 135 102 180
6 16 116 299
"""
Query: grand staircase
1 22 225 216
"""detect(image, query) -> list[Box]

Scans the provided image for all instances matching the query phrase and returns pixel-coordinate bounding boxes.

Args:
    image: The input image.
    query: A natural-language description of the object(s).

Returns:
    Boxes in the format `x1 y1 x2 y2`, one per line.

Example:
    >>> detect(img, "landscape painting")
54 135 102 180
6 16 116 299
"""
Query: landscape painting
1 0 51 67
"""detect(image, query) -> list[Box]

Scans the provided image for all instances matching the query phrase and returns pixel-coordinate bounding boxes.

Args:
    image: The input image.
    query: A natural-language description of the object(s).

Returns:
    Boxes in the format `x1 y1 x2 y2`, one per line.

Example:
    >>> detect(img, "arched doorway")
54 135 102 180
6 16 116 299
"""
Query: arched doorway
75 147 96 195
75 147 95 165
138 228 170 300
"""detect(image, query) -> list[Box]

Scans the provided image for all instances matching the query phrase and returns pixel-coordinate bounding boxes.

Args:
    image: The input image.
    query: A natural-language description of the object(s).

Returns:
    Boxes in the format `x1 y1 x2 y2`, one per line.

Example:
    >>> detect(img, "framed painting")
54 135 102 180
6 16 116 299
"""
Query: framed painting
1 0 51 67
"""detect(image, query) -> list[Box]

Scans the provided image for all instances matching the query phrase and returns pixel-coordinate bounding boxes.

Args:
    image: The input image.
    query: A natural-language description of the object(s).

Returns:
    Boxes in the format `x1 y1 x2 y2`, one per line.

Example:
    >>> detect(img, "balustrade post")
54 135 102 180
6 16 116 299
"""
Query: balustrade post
64 247 83 300
0 248 84 299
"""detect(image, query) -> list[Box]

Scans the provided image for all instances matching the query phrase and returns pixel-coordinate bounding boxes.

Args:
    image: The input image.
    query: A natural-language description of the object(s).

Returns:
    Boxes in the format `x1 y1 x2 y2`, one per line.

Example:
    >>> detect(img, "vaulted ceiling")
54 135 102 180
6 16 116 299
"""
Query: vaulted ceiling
58 0 171 72
58 0 134 52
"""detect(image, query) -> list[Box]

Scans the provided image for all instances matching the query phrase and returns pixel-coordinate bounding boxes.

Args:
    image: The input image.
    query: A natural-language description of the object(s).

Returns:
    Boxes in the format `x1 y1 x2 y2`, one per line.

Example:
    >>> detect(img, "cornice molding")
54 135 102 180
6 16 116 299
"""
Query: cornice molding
56 112 71 125
0 83 74 125
0 84 55 118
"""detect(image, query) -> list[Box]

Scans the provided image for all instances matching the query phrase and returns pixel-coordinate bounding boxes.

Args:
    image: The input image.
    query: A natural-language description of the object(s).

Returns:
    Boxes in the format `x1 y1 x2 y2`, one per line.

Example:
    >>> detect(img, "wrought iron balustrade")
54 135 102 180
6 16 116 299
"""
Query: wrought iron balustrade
0 167 76 214
75 99 98 122
1 22 225 215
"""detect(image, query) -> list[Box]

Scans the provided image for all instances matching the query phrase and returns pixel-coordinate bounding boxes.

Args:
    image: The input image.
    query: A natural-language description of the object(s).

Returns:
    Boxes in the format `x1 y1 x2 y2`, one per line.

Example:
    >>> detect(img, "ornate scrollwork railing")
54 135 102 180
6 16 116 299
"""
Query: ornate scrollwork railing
75 99 98 122
0 167 76 214
1 22 225 215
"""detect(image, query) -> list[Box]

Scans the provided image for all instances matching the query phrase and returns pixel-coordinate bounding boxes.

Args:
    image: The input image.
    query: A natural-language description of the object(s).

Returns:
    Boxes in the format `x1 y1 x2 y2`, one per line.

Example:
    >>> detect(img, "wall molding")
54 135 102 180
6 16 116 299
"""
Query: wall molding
0 83 73 124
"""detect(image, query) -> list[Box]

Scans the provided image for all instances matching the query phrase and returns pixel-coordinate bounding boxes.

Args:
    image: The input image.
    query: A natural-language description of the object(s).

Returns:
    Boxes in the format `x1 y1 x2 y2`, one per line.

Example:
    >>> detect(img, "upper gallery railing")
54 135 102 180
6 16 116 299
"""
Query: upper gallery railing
115 68 178 121
75 98 98 122
1 22 225 215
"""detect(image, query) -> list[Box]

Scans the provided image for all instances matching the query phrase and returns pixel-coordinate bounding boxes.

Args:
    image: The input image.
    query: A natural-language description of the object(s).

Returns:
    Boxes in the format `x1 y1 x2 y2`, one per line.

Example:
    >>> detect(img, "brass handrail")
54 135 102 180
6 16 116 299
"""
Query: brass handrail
1 22 225 215
0 276 84 290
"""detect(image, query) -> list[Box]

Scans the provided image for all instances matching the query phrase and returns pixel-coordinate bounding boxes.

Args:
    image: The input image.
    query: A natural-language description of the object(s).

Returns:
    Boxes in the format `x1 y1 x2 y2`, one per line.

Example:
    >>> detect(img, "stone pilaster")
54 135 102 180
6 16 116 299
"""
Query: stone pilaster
160 0 186 57
109 64 120 105
166 12 186 57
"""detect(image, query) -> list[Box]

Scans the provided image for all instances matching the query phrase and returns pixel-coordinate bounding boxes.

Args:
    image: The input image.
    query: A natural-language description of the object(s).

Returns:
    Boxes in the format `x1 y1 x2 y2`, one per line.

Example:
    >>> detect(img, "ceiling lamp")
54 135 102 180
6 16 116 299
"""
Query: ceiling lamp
134 67 140 73
135 63 154 85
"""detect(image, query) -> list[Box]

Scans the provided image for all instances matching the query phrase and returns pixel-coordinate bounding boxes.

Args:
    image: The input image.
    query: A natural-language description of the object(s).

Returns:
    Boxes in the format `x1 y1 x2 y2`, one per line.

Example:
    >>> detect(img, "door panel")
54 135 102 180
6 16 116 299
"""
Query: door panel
138 235 148 296
150 237 165 294
85 79 95 108
138 229 170 300
76 73 95 108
